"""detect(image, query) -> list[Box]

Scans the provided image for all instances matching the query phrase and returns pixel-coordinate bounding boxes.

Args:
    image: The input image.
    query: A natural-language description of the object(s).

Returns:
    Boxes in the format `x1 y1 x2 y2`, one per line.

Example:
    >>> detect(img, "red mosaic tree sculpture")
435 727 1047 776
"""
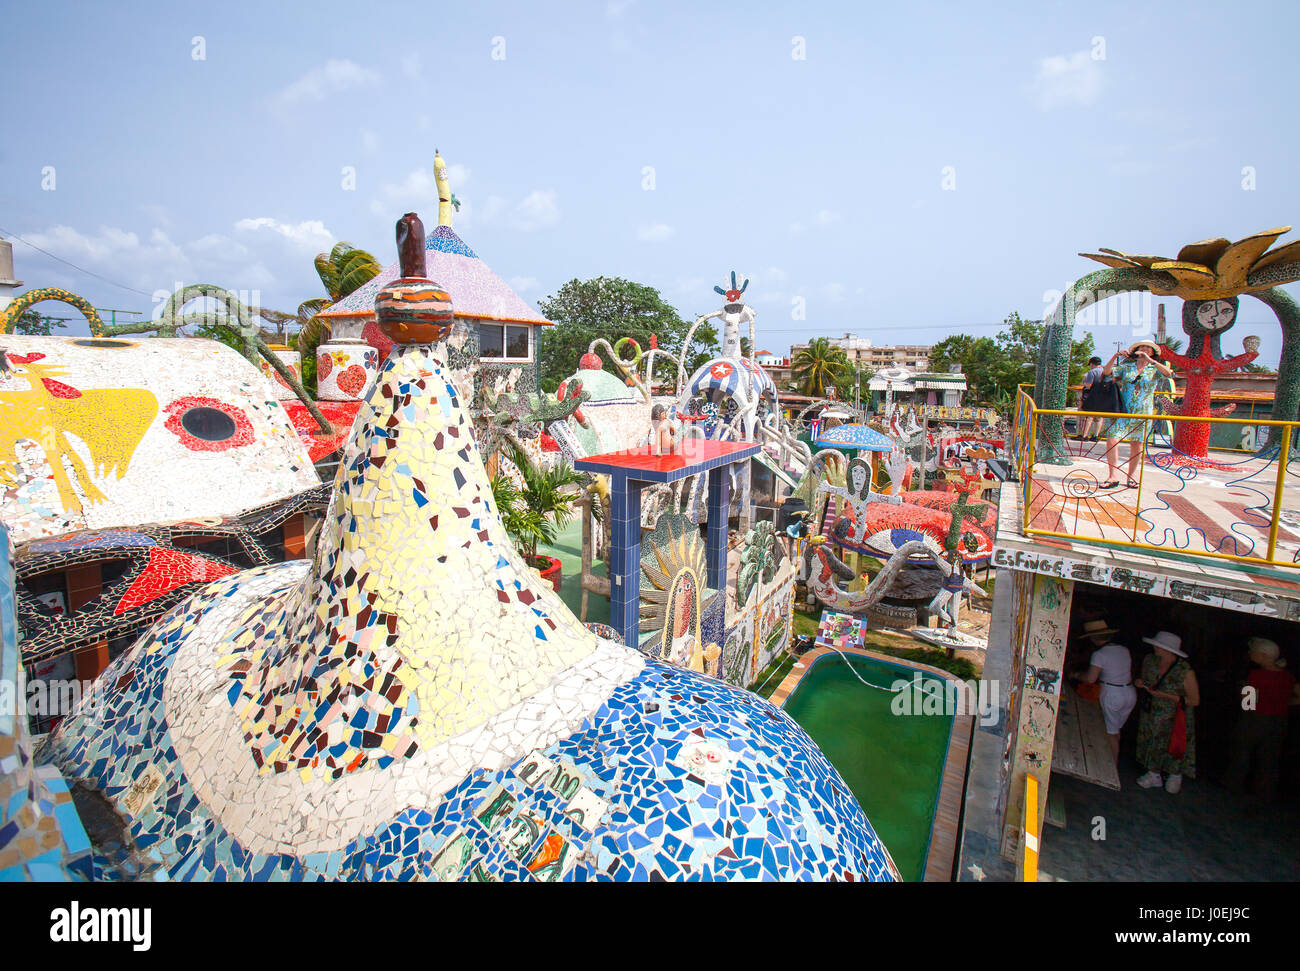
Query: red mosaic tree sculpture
1159 297 1258 461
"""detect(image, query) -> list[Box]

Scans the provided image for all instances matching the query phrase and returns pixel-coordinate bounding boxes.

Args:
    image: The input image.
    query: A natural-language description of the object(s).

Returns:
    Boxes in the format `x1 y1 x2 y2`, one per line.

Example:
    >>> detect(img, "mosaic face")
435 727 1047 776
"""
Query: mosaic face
0 337 317 544
1193 298 1236 332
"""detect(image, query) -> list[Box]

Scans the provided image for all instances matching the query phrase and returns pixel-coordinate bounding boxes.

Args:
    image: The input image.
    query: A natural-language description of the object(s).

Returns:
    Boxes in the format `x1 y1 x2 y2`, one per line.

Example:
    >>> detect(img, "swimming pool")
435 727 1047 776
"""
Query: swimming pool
775 650 969 881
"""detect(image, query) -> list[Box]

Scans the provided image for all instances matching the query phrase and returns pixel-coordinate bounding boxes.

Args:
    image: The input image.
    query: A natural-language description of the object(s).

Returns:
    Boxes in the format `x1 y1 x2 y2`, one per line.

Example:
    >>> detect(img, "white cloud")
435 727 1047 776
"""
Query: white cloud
508 275 540 293
234 217 335 252
637 222 675 243
514 190 561 231
1029 50 1104 111
271 60 380 110
18 223 280 299
369 169 555 232
815 209 841 226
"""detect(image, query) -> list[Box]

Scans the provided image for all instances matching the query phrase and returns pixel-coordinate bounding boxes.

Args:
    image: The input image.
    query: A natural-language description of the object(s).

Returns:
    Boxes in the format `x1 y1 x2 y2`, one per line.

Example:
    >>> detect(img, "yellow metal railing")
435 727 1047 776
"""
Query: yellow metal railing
1013 390 1300 570
1019 773 1040 882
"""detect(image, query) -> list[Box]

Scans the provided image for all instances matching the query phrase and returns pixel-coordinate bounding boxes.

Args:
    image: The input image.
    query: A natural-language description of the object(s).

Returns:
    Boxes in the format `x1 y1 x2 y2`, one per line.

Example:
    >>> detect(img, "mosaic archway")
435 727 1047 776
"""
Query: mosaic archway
0 287 106 336
1039 229 1300 459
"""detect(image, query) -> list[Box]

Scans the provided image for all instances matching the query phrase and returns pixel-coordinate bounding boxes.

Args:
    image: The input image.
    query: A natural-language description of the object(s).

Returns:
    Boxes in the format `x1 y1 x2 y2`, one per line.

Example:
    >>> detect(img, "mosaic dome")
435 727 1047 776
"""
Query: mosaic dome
40 216 897 882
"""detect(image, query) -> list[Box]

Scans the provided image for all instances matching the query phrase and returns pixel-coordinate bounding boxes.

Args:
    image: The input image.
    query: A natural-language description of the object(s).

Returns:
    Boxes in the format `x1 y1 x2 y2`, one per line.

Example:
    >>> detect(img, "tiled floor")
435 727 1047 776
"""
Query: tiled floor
1026 441 1300 567
1038 759 1300 881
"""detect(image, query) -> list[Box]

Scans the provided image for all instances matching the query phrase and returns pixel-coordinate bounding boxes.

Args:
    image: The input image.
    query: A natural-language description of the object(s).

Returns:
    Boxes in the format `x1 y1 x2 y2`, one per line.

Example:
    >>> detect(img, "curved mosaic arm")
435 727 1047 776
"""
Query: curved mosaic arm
1247 285 1300 453
587 337 650 403
674 310 723 392
0 287 106 335
151 284 331 435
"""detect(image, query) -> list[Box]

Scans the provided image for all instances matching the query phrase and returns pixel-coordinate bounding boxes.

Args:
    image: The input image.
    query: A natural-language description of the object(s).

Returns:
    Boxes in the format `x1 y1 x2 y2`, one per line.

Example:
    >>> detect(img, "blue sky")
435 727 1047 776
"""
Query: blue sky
3 0 1299 366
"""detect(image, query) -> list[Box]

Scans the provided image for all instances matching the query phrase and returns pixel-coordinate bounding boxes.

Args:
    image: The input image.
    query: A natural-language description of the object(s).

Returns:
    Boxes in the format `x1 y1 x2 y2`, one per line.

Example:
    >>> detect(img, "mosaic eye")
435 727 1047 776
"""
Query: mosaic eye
164 396 255 452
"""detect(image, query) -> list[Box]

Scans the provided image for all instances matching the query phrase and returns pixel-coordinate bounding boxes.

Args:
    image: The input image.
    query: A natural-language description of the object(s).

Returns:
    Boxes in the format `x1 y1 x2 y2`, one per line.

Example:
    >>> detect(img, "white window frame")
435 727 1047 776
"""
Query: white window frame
478 321 534 363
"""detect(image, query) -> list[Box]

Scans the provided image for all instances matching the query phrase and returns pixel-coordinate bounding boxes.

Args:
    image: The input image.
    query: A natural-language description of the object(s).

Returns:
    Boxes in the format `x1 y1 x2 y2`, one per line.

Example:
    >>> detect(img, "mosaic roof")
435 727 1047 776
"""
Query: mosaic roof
39 331 897 881
319 226 551 327
813 424 896 452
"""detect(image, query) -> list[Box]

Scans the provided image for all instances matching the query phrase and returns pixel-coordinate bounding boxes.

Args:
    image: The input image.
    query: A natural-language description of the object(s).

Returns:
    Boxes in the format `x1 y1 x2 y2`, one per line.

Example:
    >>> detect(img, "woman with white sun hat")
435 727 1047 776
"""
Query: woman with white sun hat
1134 630 1200 793
1071 618 1136 765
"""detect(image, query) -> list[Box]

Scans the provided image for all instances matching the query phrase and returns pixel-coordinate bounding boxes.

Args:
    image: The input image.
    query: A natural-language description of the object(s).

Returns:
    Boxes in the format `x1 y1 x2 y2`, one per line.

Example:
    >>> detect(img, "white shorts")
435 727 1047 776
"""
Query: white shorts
1099 683 1137 734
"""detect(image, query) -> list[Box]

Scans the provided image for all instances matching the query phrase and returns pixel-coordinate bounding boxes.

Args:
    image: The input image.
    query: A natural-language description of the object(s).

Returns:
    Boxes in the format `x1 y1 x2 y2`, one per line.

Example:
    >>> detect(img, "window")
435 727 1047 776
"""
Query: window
479 323 531 361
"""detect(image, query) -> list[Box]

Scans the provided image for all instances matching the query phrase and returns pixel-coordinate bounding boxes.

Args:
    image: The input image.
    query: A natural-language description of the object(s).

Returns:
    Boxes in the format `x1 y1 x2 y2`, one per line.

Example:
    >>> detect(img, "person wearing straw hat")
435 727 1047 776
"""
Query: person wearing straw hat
1100 341 1175 490
1224 637 1299 803
1135 630 1199 793
1071 618 1136 763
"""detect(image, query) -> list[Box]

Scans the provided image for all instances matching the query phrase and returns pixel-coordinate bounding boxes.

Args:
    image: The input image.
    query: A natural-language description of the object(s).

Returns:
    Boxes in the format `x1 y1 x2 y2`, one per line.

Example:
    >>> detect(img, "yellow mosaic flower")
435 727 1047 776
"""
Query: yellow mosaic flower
1080 226 1300 299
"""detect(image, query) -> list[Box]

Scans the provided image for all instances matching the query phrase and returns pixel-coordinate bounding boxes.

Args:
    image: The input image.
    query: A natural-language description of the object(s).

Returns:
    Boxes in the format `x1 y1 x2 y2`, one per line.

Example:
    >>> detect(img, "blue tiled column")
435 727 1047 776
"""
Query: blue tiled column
706 465 729 591
609 474 644 649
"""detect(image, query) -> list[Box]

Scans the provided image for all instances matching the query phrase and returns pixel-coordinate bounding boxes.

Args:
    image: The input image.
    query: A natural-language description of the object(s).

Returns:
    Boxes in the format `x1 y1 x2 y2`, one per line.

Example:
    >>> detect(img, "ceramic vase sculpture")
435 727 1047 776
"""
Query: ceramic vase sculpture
316 338 380 401
259 345 302 401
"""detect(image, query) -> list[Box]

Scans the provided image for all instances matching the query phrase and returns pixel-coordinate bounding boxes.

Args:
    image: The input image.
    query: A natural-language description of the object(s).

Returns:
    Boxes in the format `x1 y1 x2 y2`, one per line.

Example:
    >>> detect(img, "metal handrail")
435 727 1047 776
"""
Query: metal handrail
1014 387 1299 570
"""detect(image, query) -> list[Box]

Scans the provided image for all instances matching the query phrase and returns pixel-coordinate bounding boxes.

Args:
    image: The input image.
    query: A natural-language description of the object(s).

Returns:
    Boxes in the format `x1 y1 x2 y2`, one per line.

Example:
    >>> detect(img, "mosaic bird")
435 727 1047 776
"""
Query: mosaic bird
0 349 157 515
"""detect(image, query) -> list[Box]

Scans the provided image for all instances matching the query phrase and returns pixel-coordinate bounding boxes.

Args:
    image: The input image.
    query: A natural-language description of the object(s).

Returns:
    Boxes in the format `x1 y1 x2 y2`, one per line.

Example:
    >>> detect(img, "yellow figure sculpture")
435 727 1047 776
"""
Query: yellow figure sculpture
0 349 157 514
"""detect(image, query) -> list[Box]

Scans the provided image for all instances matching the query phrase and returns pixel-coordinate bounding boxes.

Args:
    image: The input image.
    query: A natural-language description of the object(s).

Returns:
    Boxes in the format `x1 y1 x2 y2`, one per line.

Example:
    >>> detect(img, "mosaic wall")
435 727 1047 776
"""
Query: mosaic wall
0 337 318 545
0 524 94 881
37 337 897 881
999 574 1072 857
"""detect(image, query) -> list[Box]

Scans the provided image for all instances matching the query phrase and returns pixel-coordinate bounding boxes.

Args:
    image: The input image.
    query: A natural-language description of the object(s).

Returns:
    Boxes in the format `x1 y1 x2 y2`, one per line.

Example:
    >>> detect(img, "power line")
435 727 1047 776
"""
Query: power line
0 226 155 299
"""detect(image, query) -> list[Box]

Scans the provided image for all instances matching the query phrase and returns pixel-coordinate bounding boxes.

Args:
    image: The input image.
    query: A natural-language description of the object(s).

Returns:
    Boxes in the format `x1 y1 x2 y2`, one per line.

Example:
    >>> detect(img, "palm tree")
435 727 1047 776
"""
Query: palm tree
295 241 383 390
492 447 584 567
792 337 851 397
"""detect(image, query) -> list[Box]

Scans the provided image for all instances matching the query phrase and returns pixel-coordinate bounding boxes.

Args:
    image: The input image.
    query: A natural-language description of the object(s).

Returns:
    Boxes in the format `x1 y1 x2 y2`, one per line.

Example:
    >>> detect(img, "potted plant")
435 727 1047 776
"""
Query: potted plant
489 447 582 593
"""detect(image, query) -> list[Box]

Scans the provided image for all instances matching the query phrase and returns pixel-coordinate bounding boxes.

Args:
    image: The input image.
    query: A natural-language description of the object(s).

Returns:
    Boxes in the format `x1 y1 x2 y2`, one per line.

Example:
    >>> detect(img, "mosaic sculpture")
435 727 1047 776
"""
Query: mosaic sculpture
39 212 898 882
1039 228 1300 458
1155 298 1259 462
0 283 332 434
0 336 319 545
15 486 329 665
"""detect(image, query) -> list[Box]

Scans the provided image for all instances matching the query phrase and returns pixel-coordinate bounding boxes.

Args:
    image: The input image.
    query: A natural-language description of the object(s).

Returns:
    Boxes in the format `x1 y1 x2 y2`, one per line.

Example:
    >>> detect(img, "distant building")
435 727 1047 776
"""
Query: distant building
789 333 931 371
754 350 794 389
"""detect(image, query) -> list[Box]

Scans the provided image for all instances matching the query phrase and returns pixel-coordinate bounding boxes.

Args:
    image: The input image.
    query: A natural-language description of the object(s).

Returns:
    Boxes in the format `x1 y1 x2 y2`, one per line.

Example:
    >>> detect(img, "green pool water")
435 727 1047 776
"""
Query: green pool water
782 654 954 881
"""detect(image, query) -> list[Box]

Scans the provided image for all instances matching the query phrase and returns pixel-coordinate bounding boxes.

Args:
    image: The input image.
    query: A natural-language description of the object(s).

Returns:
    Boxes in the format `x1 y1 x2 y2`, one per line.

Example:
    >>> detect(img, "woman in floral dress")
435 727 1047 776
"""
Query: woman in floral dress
1101 340 1175 489
1135 630 1199 793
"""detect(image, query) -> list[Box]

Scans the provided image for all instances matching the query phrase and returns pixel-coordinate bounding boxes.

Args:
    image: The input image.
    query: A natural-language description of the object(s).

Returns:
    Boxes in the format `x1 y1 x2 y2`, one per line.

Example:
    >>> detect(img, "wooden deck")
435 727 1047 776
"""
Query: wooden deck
1051 682 1120 791
772 646 973 882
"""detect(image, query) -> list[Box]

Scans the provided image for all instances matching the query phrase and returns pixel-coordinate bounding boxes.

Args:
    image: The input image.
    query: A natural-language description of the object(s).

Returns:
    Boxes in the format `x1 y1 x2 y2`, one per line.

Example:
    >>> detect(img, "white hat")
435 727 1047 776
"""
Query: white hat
1143 630 1187 658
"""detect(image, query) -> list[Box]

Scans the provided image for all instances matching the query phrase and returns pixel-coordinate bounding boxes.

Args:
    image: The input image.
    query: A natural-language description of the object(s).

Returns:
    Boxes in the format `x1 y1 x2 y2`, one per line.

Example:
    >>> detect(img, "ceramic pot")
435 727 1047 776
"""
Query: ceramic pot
317 339 380 401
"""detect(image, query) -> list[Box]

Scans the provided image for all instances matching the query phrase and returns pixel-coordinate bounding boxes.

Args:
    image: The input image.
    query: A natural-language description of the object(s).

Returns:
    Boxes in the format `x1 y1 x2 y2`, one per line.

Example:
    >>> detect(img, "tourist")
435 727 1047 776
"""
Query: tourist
1077 357 1115 442
1135 630 1199 793
1101 341 1175 489
1224 637 1298 803
1072 618 1136 763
